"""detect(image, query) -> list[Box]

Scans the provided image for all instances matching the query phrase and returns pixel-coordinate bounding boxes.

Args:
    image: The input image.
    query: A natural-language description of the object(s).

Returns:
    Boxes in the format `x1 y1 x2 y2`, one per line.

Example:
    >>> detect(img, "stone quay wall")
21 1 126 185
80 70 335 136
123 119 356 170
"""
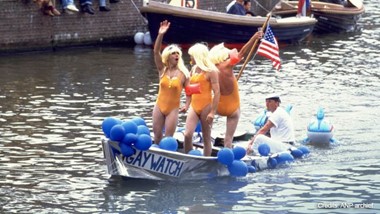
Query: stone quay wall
0 0 276 54
0 0 223 54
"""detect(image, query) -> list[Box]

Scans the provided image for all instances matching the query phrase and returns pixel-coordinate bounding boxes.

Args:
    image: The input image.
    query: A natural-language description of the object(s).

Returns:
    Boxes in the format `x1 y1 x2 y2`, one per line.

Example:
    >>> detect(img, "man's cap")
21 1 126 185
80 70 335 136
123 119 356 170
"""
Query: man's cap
265 93 281 102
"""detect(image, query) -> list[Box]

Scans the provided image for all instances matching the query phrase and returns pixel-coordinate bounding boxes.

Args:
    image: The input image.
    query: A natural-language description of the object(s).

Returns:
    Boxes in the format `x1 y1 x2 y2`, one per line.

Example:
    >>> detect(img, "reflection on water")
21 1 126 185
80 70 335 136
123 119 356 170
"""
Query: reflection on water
1 1 380 212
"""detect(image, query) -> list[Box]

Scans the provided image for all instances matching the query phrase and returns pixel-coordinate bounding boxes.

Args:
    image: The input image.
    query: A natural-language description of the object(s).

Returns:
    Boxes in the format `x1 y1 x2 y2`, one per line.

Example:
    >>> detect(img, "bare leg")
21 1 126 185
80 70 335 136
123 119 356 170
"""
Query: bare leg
184 107 199 154
200 105 212 156
164 108 179 137
224 108 240 148
152 105 165 144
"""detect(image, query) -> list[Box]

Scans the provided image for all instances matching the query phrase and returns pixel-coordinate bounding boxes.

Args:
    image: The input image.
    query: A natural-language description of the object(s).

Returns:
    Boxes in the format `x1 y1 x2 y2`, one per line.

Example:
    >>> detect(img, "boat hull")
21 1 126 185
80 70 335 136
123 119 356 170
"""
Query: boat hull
273 1 365 34
102 136 274 181
140 1 317 47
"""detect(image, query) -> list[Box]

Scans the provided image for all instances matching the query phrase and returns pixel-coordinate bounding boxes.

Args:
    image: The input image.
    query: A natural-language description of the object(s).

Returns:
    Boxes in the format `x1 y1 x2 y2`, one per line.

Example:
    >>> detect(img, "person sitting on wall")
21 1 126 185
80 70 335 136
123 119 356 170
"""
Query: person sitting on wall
80 0 95 14
227 0 246 15
33 0 61 16
60 0 79 14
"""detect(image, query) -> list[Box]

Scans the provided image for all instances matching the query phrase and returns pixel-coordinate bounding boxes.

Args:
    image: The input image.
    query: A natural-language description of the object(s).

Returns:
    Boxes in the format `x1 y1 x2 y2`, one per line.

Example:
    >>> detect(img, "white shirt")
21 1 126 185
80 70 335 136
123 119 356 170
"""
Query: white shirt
269 107 295 142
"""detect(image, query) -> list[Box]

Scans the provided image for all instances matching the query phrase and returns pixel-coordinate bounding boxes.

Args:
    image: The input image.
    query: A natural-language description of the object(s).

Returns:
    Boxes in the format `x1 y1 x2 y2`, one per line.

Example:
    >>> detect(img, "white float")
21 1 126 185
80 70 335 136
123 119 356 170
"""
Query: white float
134 32 145 45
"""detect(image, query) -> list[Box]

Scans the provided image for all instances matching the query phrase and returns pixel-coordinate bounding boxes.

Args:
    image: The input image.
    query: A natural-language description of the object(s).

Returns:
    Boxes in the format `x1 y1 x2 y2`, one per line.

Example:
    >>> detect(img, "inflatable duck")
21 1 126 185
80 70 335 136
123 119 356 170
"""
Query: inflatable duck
303 107 335 145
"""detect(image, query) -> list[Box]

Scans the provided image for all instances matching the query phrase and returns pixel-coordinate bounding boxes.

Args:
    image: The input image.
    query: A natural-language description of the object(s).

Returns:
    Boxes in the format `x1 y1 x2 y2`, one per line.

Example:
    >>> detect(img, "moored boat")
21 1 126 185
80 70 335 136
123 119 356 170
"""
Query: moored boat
272 0 365 33
139 1 317 48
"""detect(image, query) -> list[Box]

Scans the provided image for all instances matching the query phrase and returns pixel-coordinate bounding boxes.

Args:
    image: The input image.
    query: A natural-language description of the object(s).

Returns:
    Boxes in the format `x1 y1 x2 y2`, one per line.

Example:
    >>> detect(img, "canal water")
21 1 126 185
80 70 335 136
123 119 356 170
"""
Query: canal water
1 1 379 213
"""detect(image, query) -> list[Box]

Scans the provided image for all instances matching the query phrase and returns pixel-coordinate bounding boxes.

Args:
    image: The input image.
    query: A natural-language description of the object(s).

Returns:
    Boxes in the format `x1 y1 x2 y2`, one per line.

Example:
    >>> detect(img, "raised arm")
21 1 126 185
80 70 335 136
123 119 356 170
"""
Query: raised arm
238 30 263 59
153 20 171 74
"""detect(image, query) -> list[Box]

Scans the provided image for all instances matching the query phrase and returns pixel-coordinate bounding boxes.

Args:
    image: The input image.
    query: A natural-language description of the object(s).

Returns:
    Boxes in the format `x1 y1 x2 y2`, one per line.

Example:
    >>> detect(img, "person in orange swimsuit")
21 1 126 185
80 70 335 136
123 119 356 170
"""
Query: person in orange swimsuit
209 30 263 149
153 20 190 145
184 43 220 156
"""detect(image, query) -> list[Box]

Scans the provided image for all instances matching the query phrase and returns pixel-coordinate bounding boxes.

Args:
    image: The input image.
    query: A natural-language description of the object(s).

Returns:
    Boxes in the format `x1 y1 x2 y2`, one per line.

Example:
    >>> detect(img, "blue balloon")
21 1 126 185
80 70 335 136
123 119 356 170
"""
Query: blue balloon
258 143 271 156
102 117 120 138
121 120 138 134
137 125 150 135
290 148 304 158
132 117 147 126
120 143 135 157
135 134 152 151
228 160 248 177
298 146 310 155
267 157 278 169
247 165 256 173
276 152 294 165
159 136 178 151
217 148 234 166
122 133 138 146
188 149 202 156
233 146 246 160
110 124 126 142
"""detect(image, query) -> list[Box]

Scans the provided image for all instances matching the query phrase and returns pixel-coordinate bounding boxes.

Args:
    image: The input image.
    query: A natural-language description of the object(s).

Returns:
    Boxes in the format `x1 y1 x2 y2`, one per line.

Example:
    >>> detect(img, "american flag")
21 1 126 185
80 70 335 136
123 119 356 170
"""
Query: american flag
257 24 281 71
297 0 311 16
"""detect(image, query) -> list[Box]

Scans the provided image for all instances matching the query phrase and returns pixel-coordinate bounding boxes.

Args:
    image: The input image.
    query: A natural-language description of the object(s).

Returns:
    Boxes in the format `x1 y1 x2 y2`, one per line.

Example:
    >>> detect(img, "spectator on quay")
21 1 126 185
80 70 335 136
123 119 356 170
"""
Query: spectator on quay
61 0 79 14
33 0 61 16
99 0 111 11
80 0 95 14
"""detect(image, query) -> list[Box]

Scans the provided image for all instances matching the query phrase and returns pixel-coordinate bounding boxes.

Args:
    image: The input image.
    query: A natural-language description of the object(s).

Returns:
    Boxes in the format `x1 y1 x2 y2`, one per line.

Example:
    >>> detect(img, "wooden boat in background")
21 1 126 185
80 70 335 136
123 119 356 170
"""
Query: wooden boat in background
139 1 317 48
272 0 365 33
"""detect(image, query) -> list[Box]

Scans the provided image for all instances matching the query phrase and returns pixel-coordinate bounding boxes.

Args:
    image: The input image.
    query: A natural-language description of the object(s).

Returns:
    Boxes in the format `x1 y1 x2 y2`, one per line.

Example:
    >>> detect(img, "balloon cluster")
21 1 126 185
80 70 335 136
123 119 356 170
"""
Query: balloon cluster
217 147 255 177
256 143 311 169
102 117 152 157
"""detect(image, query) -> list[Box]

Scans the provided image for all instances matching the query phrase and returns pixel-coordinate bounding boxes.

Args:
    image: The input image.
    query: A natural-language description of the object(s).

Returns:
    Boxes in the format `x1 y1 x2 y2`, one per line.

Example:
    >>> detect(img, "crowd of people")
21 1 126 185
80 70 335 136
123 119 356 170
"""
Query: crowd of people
33 0 119 16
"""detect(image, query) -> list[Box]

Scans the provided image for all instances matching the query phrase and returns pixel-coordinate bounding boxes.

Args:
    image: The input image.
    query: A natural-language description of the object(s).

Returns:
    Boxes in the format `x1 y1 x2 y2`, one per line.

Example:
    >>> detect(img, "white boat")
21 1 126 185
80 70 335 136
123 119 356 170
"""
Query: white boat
102 130 307 181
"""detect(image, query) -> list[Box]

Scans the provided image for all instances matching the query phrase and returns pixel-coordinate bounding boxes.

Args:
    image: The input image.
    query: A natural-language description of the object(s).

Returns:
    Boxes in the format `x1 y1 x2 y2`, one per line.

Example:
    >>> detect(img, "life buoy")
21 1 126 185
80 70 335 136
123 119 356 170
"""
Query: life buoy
169 0 198 9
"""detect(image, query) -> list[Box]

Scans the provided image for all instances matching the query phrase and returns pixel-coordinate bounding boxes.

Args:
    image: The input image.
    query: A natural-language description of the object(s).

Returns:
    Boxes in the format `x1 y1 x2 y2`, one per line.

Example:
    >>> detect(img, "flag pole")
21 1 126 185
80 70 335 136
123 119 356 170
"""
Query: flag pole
236 13 272 81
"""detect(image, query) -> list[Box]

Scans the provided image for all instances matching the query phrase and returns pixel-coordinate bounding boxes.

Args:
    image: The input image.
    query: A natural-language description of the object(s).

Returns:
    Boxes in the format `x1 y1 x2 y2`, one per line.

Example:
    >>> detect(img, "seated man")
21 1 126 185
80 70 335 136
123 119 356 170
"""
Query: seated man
244 0 255 16
227 0 246 15
246 94 295 154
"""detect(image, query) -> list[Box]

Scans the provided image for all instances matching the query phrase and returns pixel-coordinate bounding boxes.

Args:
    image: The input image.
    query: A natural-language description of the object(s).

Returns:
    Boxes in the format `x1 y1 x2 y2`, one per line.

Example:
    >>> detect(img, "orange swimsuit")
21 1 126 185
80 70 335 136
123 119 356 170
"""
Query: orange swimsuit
217 78 240 116
190 72 212 115
156 75 183 115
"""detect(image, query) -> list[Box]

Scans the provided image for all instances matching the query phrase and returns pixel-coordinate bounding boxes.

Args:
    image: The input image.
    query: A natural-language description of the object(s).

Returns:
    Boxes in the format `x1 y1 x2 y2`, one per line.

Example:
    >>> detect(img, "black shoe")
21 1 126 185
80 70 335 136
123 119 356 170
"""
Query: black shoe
99 6 111 12
110 0 119 3
81 4 94 15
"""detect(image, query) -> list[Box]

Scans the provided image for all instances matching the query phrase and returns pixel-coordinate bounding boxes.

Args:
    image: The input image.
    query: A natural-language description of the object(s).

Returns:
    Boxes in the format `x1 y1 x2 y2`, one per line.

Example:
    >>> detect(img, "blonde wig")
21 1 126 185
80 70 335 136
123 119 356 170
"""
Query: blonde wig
188 43 219 73
209 43 230 65
161 44 190 78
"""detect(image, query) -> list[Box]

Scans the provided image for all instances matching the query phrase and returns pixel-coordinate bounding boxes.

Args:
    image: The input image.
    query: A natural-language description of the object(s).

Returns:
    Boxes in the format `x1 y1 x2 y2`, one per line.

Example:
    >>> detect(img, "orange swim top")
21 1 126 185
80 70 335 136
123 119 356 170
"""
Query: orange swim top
156 75 183 115
190 72 212 115
217 78 240 116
